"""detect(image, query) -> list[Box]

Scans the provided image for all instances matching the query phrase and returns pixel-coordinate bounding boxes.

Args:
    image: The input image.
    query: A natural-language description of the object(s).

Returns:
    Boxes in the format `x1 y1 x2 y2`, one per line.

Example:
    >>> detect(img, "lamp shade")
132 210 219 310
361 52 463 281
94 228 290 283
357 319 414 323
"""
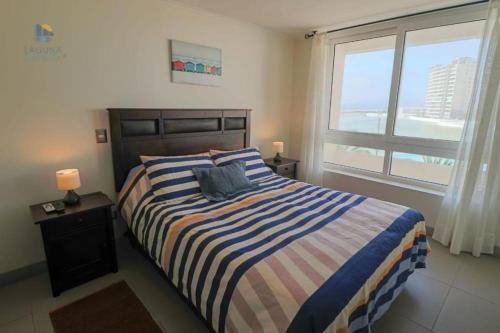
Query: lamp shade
56 169 81 191
272 141 284 153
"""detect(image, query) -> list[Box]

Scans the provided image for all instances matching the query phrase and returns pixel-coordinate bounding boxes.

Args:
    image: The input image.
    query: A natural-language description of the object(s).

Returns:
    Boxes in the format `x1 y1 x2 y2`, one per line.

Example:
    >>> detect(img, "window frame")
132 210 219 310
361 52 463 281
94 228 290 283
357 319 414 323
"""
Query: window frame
323 3 487 192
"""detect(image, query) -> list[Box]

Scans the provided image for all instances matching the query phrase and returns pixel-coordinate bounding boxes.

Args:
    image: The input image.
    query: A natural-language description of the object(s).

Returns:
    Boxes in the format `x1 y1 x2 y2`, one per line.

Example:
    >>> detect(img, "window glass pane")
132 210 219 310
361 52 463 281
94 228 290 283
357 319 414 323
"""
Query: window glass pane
395 21 484 141
390 152 455 185
324 143 385 172
329 35 396 134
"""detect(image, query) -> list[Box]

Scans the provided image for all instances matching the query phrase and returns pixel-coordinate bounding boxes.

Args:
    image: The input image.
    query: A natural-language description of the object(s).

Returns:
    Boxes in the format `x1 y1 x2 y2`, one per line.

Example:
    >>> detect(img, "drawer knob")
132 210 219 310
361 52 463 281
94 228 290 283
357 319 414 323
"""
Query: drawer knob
78 218 83 223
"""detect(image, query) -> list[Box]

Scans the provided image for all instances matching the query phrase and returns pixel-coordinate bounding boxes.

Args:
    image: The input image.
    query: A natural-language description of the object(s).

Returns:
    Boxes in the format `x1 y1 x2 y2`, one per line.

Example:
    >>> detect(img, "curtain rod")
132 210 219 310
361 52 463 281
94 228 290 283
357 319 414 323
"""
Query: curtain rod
304 0 489 39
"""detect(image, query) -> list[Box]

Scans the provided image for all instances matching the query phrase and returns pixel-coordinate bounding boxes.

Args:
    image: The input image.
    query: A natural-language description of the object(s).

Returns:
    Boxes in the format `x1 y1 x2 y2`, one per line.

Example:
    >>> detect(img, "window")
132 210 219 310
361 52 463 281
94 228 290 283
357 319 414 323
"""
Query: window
324 4 486 189
395 21 484 141
324 144 385 173
330 36 396 134
390 152 455 185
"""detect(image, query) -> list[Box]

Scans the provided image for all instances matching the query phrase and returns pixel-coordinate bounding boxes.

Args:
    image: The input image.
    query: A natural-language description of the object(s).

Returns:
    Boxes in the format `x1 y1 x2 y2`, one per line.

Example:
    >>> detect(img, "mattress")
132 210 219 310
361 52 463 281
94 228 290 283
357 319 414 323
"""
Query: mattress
118 168 429 333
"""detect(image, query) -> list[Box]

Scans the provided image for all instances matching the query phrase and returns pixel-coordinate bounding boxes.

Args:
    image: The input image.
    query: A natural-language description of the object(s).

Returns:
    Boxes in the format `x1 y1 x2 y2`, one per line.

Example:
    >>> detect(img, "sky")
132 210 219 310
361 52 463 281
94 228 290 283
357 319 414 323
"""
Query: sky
340 38 481 111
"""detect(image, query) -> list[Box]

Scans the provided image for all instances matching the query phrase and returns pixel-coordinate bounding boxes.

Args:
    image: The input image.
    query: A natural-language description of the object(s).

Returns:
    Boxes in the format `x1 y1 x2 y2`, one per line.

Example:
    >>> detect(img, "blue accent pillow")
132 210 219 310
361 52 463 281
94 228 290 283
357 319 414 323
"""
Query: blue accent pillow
210 147 273 181
141 153 214 202
192 160 256 202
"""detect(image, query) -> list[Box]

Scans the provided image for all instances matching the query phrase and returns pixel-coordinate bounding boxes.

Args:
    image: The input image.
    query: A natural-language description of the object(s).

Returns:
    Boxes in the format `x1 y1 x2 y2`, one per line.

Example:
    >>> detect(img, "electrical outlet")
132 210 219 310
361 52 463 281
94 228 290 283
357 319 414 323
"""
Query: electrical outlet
95 129 107 143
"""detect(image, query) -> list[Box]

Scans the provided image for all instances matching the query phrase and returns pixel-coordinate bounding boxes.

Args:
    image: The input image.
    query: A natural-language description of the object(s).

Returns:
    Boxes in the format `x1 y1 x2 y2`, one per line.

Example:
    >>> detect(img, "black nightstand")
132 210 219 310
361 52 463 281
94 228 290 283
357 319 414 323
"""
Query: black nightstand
264 157 299 179
30 192 117 297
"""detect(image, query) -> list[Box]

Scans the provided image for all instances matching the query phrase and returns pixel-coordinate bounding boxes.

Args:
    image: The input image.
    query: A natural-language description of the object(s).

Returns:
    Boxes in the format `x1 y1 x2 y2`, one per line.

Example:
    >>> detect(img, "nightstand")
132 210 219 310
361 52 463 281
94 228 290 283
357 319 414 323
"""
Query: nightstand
264 157 299 179
30 192 117 297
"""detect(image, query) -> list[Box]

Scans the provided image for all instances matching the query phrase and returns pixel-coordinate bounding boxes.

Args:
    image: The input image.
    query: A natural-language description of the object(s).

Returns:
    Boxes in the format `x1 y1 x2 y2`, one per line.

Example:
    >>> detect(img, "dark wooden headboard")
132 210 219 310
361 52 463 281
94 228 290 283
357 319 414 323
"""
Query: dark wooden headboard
108 108 251 191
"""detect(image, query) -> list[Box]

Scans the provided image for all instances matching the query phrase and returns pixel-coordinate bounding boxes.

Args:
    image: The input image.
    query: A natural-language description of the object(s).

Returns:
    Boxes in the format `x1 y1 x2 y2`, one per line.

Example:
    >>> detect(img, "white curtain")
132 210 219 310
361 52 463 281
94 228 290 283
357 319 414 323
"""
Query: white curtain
300 34 328 185
433 0 500 257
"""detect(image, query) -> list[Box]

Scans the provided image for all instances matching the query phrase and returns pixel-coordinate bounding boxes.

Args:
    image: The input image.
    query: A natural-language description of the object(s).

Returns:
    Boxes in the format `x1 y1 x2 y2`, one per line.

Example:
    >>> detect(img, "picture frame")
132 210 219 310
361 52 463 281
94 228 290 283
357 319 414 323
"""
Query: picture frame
169 40 222 86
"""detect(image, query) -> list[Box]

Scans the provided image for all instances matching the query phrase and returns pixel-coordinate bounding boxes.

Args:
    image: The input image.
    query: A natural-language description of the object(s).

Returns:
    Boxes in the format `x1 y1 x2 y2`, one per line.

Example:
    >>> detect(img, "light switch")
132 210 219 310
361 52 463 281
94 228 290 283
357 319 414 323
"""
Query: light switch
95 129 107 143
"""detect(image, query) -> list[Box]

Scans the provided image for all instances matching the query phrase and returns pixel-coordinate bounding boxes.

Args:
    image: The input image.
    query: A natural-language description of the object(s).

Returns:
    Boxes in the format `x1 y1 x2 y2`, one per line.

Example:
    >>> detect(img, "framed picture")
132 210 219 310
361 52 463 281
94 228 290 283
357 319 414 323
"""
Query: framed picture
170 40 222 86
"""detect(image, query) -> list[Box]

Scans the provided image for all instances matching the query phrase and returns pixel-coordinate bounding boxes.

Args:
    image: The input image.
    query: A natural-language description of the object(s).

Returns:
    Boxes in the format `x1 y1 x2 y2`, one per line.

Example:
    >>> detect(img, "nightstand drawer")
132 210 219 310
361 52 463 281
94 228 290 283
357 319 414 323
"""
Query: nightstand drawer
277 164 295 177
264 157 299 180
49 209 106 239
57 259 110 292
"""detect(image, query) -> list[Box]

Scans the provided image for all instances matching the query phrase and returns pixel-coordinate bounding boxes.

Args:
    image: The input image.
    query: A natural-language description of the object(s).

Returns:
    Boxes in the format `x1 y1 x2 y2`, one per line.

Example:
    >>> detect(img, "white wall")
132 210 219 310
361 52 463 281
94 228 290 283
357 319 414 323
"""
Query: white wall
0 0 294 273
289 38 445 231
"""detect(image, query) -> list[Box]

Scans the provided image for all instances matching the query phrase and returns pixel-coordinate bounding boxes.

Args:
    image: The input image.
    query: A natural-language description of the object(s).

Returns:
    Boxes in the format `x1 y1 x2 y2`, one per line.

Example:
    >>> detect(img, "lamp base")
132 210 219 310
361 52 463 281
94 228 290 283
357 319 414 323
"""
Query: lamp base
273 153 282 163
63 190 80 206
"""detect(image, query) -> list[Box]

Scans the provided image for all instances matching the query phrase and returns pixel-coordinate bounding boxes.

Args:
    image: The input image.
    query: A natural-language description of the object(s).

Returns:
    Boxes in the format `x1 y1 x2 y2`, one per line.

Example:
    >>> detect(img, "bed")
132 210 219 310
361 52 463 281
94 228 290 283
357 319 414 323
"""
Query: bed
109 108 429 333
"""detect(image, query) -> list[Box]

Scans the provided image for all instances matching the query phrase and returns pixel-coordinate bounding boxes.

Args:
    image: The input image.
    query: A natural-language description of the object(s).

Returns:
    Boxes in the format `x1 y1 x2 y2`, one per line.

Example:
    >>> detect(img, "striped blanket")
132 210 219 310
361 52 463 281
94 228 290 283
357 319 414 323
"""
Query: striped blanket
119 173 428 333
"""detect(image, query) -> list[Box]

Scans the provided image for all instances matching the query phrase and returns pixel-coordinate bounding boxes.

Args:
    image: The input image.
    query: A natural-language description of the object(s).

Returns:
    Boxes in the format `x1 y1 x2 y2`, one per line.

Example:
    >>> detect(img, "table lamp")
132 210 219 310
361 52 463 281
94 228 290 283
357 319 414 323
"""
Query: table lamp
56 169 81 205
272 141 284 162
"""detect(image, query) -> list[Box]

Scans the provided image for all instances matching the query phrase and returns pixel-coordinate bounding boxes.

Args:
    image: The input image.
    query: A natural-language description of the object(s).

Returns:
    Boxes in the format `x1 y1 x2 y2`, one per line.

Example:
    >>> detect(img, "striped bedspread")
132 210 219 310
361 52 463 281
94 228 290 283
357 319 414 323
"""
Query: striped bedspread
119 174 428 333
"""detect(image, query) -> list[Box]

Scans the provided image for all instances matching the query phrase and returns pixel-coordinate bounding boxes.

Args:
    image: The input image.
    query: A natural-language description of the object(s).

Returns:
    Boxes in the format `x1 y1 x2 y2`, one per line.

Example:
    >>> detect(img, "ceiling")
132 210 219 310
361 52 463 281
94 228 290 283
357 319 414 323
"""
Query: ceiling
169 0 477 36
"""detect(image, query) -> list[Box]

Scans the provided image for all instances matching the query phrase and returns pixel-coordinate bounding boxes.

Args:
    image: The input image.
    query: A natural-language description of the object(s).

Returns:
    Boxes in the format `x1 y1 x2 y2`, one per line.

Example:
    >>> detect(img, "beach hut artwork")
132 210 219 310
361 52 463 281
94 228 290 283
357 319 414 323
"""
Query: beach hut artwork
170 40 222 86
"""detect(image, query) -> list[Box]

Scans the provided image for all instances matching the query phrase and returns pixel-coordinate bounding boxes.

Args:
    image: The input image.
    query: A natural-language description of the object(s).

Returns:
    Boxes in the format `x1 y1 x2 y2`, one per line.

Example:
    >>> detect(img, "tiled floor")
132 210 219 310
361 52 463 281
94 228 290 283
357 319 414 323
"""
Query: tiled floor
1 238 500 333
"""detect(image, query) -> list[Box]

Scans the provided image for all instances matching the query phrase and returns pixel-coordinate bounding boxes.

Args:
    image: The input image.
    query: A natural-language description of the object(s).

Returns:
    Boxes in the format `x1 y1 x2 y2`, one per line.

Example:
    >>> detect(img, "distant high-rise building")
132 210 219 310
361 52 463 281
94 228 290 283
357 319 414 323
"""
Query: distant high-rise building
424 57 477 119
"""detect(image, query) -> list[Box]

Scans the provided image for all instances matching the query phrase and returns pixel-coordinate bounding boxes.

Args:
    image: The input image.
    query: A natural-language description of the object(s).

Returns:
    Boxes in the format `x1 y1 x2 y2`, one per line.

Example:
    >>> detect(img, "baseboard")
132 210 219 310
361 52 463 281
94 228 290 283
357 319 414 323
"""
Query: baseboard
0 261 47 287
